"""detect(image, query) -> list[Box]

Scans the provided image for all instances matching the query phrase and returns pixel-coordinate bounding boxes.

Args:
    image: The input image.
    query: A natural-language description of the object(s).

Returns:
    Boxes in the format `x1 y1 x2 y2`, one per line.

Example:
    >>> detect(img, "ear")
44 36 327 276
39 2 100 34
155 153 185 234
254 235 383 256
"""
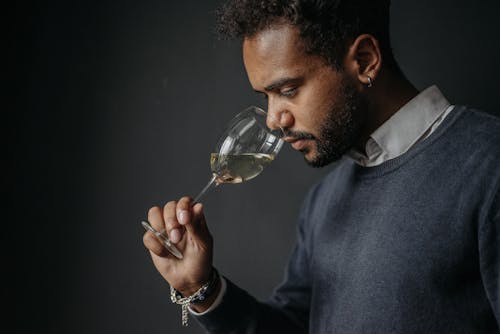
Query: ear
344 34 382 87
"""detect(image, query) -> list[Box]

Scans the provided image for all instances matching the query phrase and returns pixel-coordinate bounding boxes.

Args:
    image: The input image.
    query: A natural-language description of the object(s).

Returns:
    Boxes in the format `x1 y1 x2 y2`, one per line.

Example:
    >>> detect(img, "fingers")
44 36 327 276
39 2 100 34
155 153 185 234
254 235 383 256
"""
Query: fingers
143 196 209 253
192 202 206 230
175 196 194 235
143 206 170 256
176 196 193 226
182 202 208 240
148 206 164 231
168 196 205 242
162 197 208 243
164 200 185 244
143 230 170 257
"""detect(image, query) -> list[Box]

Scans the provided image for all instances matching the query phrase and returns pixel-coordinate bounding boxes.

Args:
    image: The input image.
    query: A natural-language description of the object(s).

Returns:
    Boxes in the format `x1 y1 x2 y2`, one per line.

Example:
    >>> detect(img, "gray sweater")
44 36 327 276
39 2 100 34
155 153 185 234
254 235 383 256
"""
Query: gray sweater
195 106 500 333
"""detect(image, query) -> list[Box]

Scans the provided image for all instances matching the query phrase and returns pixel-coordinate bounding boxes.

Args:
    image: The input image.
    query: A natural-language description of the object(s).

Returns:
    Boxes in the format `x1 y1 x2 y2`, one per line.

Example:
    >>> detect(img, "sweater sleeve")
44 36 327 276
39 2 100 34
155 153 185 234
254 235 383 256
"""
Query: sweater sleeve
479 183 500 326
191 189 316 333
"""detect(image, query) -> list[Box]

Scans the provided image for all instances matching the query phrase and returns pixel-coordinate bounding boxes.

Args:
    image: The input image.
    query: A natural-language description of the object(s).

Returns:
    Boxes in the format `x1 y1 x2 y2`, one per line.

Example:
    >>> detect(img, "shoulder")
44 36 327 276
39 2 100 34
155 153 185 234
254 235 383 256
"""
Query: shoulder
437 106 500 162
452 107 500 143
445 107 500 208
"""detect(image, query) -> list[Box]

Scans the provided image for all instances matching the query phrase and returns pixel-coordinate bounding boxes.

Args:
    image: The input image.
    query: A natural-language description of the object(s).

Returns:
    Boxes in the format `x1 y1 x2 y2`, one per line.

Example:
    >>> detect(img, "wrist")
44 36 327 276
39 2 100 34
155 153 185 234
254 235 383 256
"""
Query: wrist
170 267 221 326
188 277 222 313
175 267 219 300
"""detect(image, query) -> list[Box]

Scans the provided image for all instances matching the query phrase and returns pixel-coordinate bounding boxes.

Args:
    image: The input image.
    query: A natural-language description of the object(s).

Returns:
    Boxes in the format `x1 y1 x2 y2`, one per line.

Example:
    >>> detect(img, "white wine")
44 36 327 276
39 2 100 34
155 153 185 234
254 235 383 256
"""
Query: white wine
210 153 275 184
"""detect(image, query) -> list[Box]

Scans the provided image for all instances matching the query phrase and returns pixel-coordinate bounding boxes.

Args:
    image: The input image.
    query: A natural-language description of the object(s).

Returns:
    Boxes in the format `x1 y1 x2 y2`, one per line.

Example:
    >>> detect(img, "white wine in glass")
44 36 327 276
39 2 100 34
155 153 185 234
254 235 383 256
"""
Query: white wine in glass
210 153 275 184
142 106 283 259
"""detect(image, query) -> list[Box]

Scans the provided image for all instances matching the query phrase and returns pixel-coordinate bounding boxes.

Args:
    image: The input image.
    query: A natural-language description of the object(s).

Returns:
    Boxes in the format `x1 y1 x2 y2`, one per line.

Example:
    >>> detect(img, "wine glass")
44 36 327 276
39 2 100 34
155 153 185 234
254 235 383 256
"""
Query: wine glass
141 106 284 259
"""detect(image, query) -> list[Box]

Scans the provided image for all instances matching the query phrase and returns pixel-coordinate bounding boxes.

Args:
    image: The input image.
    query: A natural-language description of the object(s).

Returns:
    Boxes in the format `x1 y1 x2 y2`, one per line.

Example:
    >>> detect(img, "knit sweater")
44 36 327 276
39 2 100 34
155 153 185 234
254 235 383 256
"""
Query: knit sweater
195 106 500 333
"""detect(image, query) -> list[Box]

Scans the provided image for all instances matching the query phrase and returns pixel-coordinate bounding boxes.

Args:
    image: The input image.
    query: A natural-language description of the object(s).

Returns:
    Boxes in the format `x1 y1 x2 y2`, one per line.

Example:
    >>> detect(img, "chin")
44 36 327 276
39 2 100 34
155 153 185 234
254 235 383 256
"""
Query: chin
300 147 313 158
302 150 321 168
303 148 345 168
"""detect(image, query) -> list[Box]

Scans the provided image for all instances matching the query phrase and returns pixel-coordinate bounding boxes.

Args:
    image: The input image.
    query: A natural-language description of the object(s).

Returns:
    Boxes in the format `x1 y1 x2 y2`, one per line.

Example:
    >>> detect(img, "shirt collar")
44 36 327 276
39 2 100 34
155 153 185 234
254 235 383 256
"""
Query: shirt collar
347 85 451 166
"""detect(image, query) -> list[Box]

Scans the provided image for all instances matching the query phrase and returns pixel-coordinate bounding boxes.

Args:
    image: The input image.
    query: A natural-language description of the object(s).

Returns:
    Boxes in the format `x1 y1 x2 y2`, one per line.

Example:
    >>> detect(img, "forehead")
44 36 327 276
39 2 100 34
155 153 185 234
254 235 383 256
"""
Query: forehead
243 24 306 64
242 24 325 87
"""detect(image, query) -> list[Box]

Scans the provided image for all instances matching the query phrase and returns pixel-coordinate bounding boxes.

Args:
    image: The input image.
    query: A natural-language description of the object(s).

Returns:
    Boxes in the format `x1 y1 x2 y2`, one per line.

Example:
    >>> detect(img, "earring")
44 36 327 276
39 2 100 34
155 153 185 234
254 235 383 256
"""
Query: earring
367 76 373 88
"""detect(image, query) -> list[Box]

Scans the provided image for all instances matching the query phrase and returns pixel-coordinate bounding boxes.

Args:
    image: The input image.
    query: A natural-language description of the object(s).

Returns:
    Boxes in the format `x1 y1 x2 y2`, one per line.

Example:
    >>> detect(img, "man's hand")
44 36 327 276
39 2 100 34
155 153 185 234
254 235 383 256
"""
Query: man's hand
143 196 219 311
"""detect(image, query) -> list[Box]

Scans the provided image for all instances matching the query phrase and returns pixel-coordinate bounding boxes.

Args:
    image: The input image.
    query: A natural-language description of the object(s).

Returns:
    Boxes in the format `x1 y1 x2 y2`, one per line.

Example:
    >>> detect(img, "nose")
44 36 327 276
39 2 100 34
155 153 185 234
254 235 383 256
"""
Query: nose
265 99 293 134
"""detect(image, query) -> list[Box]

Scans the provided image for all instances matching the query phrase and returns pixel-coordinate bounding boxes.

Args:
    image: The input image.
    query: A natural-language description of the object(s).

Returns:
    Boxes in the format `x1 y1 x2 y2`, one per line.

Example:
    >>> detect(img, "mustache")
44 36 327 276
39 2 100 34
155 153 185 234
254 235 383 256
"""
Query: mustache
283 129 316 141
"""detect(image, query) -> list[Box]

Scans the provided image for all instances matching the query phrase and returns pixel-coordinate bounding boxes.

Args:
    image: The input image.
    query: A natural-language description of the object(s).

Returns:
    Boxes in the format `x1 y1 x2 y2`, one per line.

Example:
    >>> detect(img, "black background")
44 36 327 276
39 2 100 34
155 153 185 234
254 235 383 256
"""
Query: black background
9 1 500 333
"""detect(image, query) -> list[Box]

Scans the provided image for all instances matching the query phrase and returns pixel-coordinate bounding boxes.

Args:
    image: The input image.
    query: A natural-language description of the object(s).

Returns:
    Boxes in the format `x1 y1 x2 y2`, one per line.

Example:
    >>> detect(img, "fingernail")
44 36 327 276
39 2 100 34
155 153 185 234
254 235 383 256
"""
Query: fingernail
178 210 189 225
170 228 181 243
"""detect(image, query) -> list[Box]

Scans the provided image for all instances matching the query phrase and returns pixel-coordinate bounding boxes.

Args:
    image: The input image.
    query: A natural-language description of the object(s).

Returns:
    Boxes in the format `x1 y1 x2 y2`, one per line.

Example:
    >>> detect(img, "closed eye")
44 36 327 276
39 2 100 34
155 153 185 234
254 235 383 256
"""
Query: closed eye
280 87 298 98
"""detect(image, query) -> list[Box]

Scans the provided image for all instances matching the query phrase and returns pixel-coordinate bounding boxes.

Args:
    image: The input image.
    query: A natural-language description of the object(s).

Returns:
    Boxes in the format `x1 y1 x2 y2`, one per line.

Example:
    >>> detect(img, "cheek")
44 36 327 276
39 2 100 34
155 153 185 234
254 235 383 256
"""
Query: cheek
293 85 337 135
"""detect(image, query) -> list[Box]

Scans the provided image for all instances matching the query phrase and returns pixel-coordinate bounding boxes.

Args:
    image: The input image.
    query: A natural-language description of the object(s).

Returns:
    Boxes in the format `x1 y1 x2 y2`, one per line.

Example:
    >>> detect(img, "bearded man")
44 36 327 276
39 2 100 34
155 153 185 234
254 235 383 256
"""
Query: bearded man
143 1 500 332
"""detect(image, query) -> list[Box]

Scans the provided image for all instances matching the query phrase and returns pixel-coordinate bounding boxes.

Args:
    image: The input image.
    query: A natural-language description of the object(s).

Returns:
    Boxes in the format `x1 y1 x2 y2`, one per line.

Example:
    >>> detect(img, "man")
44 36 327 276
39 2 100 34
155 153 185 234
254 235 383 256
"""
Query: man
143 0 500 332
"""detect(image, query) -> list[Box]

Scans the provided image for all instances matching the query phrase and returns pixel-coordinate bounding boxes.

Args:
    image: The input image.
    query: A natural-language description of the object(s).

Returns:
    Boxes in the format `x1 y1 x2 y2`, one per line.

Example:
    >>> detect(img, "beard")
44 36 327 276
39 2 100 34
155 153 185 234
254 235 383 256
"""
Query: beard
286 75 364 168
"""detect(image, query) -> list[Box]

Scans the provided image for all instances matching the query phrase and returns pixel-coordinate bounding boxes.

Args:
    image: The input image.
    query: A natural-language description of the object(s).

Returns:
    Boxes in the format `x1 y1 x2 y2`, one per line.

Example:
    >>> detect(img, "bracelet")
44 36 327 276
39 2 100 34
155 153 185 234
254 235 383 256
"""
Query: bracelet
170 268 220 326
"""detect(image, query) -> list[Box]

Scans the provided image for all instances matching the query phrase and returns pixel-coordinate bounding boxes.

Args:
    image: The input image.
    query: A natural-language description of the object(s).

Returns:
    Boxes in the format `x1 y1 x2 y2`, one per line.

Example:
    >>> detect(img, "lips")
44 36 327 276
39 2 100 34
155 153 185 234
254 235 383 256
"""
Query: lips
284 137 308 151
291 139 306 151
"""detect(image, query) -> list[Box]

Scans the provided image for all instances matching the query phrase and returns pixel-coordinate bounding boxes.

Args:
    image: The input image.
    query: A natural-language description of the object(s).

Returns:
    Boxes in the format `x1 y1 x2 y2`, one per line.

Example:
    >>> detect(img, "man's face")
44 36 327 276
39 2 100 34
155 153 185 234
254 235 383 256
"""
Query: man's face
243 23 365 167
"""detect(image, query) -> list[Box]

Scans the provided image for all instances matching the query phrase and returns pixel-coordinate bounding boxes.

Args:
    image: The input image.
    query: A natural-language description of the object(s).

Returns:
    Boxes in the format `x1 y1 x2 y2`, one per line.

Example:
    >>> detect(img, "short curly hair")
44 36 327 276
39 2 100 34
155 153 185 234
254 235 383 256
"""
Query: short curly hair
216 0 398 71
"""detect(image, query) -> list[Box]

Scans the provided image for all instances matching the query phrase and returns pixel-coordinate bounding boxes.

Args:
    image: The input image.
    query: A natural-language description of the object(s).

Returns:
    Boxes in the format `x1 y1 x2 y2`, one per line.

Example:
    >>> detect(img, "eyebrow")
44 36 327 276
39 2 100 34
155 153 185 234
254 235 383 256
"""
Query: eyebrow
262 77 302 92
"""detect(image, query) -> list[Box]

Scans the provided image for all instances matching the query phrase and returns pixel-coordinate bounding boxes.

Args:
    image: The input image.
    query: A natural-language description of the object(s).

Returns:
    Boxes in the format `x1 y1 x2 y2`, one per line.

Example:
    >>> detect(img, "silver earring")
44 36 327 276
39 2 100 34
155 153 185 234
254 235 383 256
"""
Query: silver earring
367 76 373 88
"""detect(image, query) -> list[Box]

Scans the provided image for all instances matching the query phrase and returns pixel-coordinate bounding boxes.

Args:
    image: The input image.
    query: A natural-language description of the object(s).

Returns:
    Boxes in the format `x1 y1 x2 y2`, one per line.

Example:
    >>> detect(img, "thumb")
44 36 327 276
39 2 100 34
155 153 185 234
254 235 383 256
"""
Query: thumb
180 203 209 240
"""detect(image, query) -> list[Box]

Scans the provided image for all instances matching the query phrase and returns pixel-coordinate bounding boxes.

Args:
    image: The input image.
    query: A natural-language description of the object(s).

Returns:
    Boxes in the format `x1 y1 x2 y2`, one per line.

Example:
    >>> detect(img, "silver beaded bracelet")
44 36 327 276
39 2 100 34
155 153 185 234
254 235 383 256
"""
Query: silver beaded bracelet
170 268 220 326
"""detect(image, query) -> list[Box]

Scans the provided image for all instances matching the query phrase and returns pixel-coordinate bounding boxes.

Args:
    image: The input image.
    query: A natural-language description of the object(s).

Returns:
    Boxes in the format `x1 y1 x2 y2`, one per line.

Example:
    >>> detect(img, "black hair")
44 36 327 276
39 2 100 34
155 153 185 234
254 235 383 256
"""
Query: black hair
217 0 399 71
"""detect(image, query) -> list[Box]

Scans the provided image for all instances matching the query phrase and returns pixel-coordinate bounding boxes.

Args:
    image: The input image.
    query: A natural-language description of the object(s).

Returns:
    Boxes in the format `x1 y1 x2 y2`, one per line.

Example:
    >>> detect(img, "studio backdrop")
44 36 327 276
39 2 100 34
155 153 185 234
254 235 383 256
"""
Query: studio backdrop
10 0 500 333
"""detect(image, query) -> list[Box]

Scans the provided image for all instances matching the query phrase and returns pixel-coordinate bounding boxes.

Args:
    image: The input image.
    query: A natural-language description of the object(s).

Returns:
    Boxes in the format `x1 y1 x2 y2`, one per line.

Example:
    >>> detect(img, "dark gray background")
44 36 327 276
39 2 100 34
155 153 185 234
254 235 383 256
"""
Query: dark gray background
9 0 500 333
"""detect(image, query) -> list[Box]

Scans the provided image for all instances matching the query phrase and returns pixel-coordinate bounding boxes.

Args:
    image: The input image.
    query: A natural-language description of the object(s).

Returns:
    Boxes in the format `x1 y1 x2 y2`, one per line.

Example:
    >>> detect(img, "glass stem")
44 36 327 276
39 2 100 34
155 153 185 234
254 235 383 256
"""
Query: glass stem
193 174 217 204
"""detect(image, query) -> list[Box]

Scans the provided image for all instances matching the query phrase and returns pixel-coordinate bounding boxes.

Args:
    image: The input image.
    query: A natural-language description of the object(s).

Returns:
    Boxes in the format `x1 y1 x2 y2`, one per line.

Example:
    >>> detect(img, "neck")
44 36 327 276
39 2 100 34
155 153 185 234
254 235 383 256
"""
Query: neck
355 69 419 152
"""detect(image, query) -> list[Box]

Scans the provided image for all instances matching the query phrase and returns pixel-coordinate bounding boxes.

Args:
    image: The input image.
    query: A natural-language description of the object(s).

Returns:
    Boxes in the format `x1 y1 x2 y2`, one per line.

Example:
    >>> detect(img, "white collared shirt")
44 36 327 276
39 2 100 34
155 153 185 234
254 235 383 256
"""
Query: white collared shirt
347 85 454 166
